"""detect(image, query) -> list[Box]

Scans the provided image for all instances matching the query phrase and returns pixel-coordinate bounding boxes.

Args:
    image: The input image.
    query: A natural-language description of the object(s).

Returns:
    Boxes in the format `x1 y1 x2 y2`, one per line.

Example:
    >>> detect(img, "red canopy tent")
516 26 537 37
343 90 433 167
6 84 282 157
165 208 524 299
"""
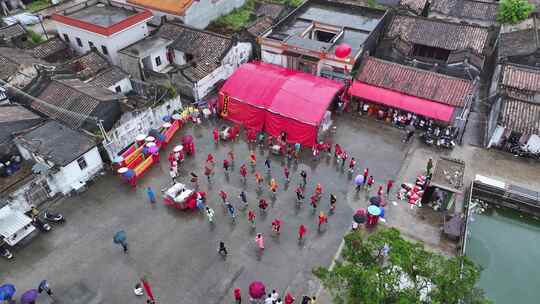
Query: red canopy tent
219 62 344 146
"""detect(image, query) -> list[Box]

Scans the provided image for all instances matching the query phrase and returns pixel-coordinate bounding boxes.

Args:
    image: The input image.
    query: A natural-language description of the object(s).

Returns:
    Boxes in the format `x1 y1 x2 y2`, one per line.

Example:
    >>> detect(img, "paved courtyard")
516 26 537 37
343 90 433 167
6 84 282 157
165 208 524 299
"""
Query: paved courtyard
1 115 409 303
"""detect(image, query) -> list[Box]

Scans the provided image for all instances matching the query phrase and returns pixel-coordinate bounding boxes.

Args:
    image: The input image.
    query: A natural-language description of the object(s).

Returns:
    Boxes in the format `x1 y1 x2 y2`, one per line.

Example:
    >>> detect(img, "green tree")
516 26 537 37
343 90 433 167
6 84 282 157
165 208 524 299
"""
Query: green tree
313 228 491 304
497 0 534 24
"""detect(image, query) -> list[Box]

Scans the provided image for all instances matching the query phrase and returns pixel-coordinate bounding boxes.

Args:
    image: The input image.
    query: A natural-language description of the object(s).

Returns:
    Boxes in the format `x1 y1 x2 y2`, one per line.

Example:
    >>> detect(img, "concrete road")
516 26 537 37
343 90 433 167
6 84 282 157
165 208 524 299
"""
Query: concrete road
1 115 407 303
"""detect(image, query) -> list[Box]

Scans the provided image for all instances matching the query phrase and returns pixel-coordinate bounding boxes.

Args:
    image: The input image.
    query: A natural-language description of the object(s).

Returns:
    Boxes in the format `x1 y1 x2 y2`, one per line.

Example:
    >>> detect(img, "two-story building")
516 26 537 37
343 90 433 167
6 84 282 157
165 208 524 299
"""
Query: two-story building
125 0 246 29
259 0 388 82
52 0 153 64
118 21 251 102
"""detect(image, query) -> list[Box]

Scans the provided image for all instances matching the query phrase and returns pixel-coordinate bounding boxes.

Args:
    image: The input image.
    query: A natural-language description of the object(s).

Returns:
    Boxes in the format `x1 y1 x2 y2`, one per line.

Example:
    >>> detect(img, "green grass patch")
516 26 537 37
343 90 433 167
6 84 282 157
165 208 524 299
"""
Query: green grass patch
28 30 45 44
26 0 51 12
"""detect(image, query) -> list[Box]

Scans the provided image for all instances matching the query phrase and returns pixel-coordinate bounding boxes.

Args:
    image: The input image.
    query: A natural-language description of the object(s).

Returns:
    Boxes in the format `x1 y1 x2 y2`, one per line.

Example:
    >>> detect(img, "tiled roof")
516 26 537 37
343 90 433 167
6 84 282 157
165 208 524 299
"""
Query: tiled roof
15 120 97 166
254 2 287 19
31 37 68 59
127 0 193 16
386 15 491 54
430 0 498 22
0 105 41 123
0 55 20 80
66 51 110 80
501 64 540 92
32 78 119 128
87 66 129 88
356 56 474 107
500 98 540 135
246 16 274 37
498 18 540 58
0 23 26 40
399 0 428 14
167 23 233 81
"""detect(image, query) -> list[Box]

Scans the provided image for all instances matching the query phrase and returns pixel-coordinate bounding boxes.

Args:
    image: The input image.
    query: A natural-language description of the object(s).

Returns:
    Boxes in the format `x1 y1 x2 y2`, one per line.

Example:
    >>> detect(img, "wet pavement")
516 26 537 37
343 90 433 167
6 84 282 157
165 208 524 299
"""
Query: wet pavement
0 114 408 303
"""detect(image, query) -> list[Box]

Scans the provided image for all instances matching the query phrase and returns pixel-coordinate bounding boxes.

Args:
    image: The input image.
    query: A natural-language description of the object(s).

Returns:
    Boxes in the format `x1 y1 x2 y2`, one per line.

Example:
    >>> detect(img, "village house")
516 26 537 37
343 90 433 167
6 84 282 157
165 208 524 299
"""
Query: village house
375 14 495 80
487 63 540 152
0 46 53 88
349 56 476 138
23 75 124 132
125 0 246 29
497 16 540 67
118 21 251 102
30 36 72 63
428 0 499 27
0 105 44 155
0 22 26 47
259 0 388 82
14 120 104 196
52 0 153 65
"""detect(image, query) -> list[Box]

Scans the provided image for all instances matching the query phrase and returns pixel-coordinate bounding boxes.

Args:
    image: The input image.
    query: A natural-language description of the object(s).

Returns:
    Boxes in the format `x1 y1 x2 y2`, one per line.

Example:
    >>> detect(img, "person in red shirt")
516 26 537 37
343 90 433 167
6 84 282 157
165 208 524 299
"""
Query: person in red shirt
248 209 256 228
377 185 384 197
367 175 374 191
298 224 307 241
348 157 356 173
223 159 230 172
258 198 268 213
318 211 328 231
272 218 281 235
315 183 322 196
310 195 318 213
249 151 256 166
233 287 241 304
204 165 213 181
285 292 295 304
206 153 215 164
386 179 394 196
283 166 290 182
363 168 369 186
213 127 219 144
239 164 248 182
219 190 227 203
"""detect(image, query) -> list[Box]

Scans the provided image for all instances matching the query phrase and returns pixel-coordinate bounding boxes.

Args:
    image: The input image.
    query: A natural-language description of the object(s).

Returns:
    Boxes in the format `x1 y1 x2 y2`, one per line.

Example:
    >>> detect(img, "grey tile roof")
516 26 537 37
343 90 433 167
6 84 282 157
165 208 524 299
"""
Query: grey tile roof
246 16 274 37
500 98 540 135
356 56 474 107
386 15 491 55
0 55 20 80
31 37 68 59
166 23 233 81
499 18 540 58
399 0 428 14
254 2 287 19
430 0 498 22
501 64 540 93
0 46 49 80
0 22 26 40
0 105 41 123
66 51 111 80
32 78 120 129
87 66 129 88
15 120 97 166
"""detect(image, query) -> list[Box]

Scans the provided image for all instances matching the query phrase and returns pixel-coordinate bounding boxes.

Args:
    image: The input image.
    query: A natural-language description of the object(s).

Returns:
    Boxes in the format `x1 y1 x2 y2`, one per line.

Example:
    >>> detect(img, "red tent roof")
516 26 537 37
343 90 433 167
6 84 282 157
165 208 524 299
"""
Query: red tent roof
349 81 455 122
220 62 344 125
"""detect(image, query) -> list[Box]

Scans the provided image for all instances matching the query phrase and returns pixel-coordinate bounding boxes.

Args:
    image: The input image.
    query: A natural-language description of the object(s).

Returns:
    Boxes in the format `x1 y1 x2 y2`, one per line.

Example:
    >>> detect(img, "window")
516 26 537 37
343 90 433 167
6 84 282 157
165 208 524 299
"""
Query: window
63 33 70 42
155 56 162 66
88 41 95 49
115 85 121 93
314 30 336 42
77 156 88 170
101 45 108 55
411 44 450 61
76 37 82 47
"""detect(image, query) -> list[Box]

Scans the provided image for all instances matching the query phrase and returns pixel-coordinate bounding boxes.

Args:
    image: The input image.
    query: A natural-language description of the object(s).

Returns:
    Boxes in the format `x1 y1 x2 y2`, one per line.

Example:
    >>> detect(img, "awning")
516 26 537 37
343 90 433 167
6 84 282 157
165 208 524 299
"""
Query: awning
349 81 456 122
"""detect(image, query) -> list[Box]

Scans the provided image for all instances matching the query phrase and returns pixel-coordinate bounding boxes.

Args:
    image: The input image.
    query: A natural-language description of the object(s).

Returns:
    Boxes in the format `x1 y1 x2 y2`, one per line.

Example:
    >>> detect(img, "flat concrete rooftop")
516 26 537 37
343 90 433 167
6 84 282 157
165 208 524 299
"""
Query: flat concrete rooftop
67 3 136 27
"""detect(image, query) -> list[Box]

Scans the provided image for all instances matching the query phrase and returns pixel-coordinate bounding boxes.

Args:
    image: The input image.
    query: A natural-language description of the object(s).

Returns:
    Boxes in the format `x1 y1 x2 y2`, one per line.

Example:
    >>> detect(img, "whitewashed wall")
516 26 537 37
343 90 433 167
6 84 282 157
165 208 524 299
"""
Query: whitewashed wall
107 77 133 94
54 20 150 64
103 95 182 160
261 46 285 67
193 42 251 101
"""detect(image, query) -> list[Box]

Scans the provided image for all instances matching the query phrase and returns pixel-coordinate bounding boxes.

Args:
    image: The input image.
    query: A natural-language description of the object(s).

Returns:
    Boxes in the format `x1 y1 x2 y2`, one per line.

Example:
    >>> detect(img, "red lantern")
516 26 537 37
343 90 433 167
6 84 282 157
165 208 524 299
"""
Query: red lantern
335 43 352 59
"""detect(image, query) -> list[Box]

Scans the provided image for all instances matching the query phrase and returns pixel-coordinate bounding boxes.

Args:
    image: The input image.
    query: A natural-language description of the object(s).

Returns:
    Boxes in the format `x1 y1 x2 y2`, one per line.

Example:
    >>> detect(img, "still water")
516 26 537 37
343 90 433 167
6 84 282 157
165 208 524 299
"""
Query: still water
465 206 540 303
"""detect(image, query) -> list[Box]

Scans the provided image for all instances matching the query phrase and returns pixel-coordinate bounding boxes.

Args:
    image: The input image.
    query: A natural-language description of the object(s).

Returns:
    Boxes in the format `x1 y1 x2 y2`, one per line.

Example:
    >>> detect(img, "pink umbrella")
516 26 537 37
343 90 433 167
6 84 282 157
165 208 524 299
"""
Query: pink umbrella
249 281 266 299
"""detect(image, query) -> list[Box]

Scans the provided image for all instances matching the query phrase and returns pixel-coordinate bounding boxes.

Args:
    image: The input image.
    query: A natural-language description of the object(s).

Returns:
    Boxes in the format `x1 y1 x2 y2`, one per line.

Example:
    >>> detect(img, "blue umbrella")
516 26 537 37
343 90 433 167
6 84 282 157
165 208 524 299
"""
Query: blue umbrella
368 205 381 216
0 284 16 300
354 175 364 185
113 230 126 244
20 289 38 304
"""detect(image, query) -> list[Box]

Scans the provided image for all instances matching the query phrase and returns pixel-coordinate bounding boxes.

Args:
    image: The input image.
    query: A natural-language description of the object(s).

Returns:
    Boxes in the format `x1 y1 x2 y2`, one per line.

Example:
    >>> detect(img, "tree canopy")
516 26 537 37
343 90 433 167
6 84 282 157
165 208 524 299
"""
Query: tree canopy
313 228 491 304
497 0 534 24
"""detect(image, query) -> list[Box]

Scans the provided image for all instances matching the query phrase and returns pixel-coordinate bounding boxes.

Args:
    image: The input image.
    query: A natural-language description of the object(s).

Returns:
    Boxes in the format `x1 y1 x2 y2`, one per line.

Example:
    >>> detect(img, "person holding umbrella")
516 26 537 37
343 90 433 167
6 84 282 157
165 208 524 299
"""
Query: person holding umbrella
113 230 128 253
354 174 364 191
0 284 16 303
20 289 39 304
249 281 266 302
234 287 242 304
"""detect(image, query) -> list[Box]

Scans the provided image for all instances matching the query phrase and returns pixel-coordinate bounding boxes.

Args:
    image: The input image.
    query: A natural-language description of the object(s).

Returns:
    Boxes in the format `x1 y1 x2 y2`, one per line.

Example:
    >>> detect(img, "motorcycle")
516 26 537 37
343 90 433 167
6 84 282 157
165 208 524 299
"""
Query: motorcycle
1 246 13 259
44 210 65 224
32 216 51 232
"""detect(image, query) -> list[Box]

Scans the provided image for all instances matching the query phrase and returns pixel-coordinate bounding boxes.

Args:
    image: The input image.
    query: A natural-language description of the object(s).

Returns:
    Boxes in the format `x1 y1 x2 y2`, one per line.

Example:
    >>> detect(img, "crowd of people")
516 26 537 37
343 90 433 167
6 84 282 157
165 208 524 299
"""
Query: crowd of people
154 126 396 303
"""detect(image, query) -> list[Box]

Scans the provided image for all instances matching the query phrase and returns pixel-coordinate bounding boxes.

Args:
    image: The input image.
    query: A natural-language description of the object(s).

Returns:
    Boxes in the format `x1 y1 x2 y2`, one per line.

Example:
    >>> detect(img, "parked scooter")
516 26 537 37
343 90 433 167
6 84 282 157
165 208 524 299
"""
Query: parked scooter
32 216 51 232
1 246 13 259
44 210 65 224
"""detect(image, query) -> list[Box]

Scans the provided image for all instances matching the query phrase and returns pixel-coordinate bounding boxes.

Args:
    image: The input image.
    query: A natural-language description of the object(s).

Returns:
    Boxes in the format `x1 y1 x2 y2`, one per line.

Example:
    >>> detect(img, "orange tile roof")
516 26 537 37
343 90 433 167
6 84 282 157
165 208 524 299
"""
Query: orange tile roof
127 0 194 16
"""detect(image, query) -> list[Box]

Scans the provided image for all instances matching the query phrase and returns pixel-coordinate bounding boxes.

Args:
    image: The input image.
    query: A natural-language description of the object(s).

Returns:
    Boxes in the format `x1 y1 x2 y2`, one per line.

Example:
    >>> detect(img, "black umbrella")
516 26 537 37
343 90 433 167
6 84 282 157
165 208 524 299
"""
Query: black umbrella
369 196 381 206
353 213 366 224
